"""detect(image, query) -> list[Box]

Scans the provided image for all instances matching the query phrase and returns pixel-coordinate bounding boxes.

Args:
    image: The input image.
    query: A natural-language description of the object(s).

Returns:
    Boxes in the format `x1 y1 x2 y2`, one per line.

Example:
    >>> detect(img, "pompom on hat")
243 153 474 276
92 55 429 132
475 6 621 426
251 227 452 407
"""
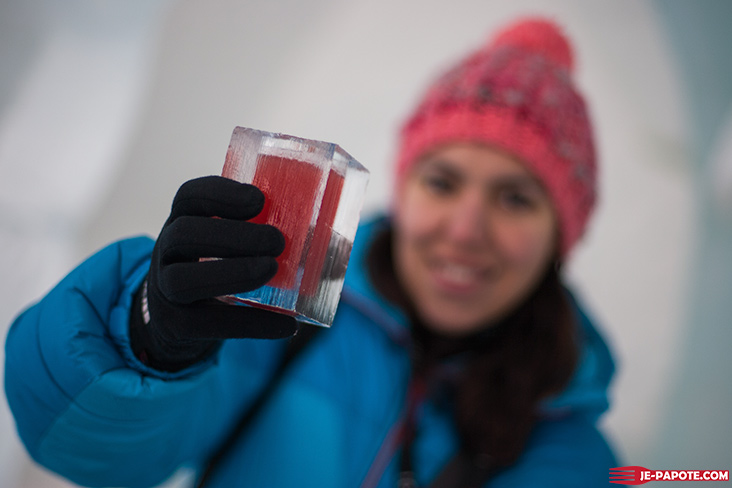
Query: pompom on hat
395 17 597 258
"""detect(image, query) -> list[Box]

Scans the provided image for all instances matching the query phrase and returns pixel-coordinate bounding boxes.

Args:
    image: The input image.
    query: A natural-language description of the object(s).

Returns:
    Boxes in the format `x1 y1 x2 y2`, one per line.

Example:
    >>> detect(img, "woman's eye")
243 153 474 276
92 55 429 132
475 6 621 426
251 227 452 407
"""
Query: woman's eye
498 190 535 210
422 174 456 194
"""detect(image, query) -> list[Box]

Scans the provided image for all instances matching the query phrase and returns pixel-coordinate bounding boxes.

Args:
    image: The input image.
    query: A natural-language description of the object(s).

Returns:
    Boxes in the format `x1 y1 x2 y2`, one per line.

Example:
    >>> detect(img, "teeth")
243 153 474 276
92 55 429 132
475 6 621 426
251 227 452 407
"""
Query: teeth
441 264 478 285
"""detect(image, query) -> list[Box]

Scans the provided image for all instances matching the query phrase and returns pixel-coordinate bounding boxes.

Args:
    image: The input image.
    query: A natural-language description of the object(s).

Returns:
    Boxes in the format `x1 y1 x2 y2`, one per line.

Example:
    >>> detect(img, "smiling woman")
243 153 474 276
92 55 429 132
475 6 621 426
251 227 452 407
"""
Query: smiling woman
366 17 608 477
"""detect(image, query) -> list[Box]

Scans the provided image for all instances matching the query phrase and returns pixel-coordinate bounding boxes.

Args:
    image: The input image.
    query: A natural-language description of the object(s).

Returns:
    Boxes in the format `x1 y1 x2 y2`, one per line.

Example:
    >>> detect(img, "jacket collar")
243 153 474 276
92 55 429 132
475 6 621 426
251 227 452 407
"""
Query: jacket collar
341 215 411 346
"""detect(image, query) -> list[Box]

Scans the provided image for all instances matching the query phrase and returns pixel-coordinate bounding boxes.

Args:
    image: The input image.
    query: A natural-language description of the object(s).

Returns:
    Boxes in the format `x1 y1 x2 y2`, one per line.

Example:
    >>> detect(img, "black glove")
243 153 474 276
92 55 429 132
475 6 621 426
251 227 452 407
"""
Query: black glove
130 176 299 372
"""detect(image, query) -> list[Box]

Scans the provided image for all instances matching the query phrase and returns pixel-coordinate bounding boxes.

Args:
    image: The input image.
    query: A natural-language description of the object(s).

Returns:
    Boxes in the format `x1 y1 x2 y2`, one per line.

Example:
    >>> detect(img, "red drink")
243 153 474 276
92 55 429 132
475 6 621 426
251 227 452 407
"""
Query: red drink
248 154 323 289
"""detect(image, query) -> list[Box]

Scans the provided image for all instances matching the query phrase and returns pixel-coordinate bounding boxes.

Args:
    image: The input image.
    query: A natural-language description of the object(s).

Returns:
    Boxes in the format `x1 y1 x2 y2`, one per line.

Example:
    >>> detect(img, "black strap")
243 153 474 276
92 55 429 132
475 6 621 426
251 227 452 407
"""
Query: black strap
195 325 321 488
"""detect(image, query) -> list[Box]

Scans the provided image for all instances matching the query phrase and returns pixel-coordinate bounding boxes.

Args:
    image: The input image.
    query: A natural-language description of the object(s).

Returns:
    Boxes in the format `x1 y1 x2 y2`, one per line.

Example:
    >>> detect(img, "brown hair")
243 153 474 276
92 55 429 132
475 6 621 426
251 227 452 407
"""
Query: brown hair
368 223 578 471
453 261 578 468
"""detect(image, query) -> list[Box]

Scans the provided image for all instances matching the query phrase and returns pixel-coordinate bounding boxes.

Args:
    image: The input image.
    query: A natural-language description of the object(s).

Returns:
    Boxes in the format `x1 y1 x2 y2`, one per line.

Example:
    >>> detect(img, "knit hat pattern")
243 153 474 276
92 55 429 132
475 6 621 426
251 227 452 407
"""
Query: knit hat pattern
395 18 597 257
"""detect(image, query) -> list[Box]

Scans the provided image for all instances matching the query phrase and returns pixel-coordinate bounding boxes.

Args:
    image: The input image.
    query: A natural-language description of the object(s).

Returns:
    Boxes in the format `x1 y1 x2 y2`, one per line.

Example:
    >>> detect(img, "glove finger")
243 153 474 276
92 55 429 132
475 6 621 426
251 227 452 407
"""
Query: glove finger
176 303 300 340
169 176 265 221
158 216 285 264
160 256 278 304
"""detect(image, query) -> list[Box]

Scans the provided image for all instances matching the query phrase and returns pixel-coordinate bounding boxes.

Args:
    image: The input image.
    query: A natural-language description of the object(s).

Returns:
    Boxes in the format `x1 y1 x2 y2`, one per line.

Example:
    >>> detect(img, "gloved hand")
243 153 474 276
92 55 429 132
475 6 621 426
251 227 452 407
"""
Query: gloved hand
130 176 299 372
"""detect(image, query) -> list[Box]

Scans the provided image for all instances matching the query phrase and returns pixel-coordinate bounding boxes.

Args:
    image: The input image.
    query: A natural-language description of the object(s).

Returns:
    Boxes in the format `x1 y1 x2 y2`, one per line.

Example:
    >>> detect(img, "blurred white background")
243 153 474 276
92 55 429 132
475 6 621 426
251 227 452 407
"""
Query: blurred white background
1 1 730 486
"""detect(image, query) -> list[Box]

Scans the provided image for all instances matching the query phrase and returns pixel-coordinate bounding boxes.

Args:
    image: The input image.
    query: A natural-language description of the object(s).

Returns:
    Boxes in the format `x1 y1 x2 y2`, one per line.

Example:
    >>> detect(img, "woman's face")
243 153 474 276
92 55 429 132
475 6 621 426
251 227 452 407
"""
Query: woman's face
393 143 558 336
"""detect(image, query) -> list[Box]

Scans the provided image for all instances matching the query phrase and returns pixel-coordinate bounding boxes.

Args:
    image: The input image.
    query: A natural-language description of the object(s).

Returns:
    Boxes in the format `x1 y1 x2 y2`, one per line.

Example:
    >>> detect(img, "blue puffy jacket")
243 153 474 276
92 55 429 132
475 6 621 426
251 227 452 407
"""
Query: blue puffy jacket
5 217 617 487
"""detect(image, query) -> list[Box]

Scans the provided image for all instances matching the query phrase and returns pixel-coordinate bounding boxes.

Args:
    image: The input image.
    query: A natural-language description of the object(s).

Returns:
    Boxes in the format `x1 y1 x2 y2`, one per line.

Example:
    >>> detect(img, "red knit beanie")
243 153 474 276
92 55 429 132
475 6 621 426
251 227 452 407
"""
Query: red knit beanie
395 17 597 258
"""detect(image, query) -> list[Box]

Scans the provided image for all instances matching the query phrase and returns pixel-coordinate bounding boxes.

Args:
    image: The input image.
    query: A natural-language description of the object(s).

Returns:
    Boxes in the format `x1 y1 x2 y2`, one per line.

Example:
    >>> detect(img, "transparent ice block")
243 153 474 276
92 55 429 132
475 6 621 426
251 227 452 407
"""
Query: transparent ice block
219 126 369 327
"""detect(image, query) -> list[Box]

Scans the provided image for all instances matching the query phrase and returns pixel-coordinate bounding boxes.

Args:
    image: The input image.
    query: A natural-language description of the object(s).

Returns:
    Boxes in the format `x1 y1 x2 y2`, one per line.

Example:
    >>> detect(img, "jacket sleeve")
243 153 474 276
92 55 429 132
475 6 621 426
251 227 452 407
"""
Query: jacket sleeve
3 237 274 488
487 413 618 488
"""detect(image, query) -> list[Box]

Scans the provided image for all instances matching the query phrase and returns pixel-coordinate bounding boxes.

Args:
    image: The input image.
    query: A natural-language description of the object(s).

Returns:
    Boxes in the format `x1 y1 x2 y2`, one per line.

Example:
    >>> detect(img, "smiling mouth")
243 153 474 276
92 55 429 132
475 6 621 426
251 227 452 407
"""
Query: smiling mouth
432 261 492 292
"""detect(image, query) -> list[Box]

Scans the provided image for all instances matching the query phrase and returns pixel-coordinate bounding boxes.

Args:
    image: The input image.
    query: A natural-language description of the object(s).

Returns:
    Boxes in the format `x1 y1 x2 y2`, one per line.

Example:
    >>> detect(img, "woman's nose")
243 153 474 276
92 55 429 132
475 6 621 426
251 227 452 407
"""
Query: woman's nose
444 191 489 246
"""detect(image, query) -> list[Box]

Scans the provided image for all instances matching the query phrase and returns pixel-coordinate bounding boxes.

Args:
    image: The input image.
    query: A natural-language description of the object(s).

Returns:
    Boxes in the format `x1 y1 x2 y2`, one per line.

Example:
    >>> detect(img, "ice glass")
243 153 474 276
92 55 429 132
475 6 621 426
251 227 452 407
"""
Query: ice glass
219 127 369 327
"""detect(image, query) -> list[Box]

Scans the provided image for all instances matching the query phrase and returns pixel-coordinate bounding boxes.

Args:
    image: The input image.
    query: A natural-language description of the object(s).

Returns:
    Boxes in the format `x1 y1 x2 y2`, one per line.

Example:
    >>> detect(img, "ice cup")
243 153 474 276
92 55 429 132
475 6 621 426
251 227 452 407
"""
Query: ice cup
217 126 369 327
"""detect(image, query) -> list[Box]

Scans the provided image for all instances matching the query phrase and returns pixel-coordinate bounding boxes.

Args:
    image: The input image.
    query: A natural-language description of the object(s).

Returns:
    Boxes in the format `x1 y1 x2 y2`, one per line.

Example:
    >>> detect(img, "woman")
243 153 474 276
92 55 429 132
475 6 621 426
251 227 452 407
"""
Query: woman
5 17 616 487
